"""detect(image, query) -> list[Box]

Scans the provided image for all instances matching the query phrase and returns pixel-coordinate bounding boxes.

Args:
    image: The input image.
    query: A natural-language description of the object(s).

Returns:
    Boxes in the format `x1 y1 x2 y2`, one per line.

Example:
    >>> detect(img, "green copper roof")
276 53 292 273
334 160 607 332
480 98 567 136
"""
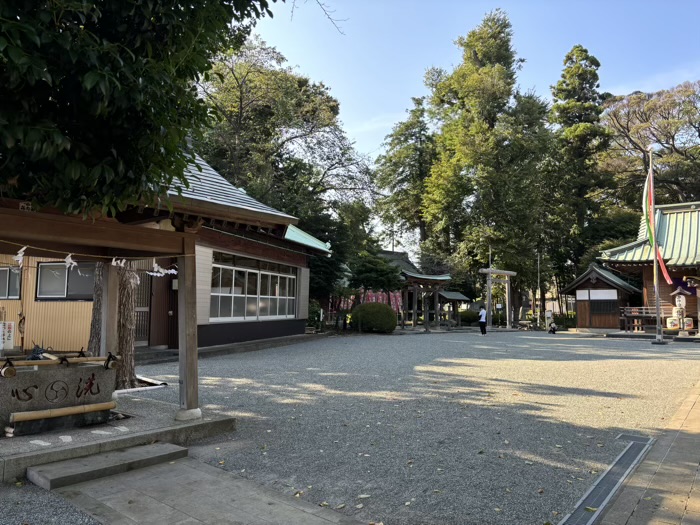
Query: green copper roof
601 202 700 266
439 291 471 301
284 225 332 255
402 269 452 282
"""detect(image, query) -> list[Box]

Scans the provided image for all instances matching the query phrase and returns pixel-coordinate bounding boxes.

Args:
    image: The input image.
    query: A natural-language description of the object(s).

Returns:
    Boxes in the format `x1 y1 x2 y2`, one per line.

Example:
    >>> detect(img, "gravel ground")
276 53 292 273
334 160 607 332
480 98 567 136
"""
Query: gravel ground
0 481 99 525
127 332 700 525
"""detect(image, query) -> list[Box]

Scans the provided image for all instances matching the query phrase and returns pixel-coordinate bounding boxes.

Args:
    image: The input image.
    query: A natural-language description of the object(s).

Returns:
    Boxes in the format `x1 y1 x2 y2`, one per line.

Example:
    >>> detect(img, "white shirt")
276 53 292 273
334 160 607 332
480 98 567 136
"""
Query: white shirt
479 310 487 322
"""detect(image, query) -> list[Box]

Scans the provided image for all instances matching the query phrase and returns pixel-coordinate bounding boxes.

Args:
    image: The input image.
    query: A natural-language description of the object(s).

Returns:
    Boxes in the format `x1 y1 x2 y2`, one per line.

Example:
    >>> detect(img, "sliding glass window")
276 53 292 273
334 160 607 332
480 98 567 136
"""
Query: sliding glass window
210 253 296 321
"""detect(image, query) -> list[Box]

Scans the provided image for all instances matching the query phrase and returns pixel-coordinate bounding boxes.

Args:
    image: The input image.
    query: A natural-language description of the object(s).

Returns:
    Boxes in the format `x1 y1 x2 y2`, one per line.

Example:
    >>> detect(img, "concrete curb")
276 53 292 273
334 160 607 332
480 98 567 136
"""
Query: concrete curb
136 332 334 365
0 415 235 482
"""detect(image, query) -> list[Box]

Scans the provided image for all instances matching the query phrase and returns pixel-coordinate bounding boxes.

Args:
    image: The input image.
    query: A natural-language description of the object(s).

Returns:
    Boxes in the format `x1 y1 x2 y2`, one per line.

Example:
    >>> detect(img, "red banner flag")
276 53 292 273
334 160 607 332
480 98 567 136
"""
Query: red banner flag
643 167 673 285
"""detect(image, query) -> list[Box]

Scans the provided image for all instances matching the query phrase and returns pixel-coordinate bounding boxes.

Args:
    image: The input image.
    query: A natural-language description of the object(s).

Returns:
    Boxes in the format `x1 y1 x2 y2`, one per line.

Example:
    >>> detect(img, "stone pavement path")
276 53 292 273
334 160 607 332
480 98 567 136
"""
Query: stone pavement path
56 456 363 525
599 378 700 525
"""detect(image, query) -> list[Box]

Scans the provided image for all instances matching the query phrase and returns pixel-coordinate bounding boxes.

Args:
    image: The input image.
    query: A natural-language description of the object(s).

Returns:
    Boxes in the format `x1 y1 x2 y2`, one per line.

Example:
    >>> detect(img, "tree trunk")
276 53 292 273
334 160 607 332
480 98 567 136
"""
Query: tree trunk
87 262 104 355
418 220 427 243
512 291 522 323
540 285 547 325
116 263 138 390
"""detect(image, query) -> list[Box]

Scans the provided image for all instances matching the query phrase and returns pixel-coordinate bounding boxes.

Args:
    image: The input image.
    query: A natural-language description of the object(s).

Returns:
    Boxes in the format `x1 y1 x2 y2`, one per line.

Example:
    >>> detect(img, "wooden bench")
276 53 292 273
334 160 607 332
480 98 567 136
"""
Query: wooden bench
620 307 673 332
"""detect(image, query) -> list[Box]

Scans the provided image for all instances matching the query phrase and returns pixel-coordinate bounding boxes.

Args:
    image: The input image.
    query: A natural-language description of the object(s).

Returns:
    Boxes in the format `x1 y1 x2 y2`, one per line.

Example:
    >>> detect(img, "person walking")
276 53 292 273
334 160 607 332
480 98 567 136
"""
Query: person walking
478 305 487 336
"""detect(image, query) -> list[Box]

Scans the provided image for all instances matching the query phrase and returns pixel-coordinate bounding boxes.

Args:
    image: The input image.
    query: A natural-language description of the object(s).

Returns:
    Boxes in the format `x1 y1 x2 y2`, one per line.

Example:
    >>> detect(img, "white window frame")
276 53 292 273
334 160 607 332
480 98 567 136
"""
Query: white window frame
209 257 297 323
37 263 68 299
36 262 95 300
0 267 20 299
575 289 589 301
589 289 617 300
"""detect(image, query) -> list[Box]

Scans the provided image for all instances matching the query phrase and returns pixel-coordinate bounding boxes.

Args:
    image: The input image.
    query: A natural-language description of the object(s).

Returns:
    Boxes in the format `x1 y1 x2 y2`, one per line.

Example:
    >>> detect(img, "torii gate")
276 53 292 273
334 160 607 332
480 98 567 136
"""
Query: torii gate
478 268 517 328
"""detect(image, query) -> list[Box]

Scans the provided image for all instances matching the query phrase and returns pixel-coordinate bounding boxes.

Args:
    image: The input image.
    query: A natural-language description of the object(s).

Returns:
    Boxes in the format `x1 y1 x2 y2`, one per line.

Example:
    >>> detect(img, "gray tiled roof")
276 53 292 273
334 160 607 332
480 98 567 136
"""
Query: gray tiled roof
561 263 641 295
168 155 296 223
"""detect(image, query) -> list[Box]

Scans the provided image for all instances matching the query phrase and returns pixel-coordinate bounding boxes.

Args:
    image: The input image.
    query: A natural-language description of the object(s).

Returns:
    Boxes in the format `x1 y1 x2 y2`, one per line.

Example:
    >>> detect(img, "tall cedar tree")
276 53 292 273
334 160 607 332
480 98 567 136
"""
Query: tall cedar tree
423 10 551 312
375 97 436 243
549 45 611 275
423 9 519 254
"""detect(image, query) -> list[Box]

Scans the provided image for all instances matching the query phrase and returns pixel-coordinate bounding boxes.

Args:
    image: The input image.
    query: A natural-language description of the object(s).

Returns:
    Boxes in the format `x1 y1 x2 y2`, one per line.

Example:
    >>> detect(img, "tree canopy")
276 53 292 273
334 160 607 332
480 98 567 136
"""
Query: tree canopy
603 81 700 205
0 0 277 216
371 10 700 313
198 37 372 210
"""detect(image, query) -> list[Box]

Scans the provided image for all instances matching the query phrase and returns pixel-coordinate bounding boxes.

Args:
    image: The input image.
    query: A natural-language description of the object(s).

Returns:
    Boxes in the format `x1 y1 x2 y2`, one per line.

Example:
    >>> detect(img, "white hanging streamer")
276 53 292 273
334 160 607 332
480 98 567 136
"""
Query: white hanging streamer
64 253 77 270
146 258 178 277
111 257 126 267
13 246 27 268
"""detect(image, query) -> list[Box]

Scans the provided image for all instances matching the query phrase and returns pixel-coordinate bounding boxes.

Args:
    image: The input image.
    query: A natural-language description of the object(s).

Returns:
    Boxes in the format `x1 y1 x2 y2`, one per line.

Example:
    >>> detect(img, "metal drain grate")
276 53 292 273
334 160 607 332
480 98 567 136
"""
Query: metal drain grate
558 434 652 525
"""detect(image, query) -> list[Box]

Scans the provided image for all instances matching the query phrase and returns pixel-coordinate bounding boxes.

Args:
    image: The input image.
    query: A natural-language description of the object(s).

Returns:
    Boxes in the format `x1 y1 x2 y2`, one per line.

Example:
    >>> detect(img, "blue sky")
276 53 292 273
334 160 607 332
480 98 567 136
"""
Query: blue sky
257 0 700 158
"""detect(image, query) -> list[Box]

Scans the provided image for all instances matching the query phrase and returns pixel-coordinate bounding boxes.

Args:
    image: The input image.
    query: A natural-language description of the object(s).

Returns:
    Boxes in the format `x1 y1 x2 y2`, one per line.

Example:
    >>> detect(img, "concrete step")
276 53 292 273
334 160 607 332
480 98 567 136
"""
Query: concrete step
26 442 188 490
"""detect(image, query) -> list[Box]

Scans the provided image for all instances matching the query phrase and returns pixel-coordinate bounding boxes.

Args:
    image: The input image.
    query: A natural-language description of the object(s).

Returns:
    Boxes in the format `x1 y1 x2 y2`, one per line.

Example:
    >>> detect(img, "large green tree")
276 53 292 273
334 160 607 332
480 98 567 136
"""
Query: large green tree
421 10 552 314
422 9 520 254
374 97 436 242
0 0 276 215
548 45 612 277
198 37 372 206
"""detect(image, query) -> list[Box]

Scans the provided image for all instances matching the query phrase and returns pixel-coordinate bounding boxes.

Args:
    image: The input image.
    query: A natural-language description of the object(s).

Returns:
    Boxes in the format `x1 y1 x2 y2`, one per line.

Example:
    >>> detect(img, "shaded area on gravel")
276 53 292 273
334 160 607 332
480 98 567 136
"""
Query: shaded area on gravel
129 332 700 525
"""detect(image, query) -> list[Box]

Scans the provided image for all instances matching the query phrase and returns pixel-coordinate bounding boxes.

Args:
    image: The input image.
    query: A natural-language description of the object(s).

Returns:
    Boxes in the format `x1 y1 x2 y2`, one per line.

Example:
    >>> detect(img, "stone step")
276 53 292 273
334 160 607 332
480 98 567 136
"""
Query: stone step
26 442 188 490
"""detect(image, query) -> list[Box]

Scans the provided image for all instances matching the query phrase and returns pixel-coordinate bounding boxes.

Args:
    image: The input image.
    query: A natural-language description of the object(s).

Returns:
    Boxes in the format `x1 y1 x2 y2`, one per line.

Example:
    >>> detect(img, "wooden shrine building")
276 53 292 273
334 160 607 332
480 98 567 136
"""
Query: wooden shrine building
379 251 464 330
599 202 700 329
0 203 202 421
561 264 641 330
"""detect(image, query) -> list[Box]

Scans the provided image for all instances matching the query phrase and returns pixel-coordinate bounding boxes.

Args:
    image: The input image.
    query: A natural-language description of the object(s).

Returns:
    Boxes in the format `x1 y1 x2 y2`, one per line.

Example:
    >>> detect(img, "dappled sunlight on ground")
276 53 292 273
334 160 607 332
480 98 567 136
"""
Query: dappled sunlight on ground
135 333 700 525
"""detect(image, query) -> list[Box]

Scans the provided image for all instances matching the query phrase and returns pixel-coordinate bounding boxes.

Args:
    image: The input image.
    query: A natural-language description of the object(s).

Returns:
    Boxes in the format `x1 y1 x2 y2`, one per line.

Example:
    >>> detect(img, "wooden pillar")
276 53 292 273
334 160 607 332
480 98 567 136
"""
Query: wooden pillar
176 238 201 421
433 288 440 329
447 301 452 331
486 271 492 327
99 264 119 358
412 285 418 329
505 276 512 329
401 288 407 329
423 290 430 333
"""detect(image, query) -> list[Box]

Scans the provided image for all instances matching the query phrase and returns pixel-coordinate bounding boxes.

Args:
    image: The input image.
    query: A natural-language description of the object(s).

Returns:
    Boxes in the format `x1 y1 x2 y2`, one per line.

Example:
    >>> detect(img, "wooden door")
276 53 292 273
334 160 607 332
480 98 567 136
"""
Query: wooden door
577 301 591 328
134 273 152 346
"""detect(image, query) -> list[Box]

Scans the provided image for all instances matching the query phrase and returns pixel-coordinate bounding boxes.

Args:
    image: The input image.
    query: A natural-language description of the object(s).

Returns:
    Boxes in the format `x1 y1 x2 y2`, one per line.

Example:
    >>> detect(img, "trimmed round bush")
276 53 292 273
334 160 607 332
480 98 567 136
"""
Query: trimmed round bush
351 303 397 334
459 310 479 324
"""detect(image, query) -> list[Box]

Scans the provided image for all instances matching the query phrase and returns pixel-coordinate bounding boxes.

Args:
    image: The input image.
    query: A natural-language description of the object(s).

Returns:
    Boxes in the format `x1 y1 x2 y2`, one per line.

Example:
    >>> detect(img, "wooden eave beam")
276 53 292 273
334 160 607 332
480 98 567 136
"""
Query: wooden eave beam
115 207 171 225
0 207 193 256
166 196 298 228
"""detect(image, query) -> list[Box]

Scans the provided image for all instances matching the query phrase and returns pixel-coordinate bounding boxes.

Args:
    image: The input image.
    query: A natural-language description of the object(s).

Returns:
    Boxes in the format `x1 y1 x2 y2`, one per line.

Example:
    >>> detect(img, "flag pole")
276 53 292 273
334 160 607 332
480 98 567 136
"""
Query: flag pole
649 146 666 345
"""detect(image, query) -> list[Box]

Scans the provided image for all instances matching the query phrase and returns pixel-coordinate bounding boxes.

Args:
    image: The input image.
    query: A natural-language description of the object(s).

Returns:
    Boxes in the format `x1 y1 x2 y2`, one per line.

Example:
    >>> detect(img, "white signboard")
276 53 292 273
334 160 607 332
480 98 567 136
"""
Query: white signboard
590 289 617 300
496 303 502 309
0 322 15 351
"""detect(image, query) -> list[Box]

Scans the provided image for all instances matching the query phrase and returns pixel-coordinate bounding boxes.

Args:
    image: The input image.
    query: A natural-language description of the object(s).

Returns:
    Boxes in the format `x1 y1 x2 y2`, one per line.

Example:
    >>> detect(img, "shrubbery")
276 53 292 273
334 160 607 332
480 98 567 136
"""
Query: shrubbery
459 310 479 325
307 299 322 328
351 303 397 333
553 313 576 329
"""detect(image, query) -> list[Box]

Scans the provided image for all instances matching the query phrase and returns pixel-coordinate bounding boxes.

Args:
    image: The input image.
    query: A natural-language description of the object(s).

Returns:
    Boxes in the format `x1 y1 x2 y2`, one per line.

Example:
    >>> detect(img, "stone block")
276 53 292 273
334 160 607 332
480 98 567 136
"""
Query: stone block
0 364 116 429
27 442 188 490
